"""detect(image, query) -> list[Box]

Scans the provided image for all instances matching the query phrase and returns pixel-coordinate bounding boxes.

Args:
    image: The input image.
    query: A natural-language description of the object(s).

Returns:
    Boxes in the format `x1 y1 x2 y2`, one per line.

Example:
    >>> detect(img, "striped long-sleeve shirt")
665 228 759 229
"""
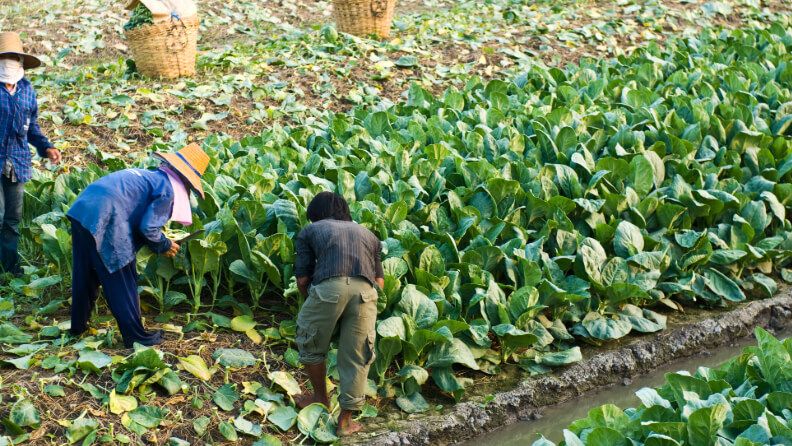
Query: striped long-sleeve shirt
294 219 384 286
0 78 52 183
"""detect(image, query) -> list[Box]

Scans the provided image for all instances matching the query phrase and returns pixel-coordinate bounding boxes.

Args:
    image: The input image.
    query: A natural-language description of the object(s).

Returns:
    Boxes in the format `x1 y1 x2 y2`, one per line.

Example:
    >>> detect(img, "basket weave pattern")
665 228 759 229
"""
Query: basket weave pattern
332 0 396 38
125 15 199 79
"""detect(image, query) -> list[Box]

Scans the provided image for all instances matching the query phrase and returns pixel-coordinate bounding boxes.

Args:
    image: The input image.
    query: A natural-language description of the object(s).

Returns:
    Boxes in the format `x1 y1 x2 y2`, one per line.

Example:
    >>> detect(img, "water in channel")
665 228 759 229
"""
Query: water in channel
459 328 791 446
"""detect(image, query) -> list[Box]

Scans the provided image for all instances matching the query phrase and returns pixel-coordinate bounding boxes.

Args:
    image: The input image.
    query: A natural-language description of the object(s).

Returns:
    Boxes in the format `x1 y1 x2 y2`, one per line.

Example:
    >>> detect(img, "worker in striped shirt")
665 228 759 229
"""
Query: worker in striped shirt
293 192 384 436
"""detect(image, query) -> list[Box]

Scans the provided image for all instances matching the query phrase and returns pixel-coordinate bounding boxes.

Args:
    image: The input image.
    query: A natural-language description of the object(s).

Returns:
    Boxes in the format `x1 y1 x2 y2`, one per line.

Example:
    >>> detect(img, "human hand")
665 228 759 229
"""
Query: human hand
46 148 62 164
163 241 180 258
297 276 311 297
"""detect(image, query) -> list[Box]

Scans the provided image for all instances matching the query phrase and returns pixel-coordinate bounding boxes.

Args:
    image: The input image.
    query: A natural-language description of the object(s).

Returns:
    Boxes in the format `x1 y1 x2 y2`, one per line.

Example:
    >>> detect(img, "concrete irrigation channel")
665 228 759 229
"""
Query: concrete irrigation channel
348 287 792 446
467 324 792 445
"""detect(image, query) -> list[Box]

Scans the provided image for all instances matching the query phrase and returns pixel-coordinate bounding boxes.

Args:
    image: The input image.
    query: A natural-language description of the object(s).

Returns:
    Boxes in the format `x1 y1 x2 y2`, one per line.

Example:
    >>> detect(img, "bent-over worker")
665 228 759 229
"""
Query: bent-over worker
67 143 209 347
294 191 384 436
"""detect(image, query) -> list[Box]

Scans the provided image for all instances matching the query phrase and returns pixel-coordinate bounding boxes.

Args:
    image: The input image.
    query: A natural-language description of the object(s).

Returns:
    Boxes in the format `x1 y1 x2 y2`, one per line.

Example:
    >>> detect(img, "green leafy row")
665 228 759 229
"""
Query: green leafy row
19 21 792 409
532 327 792 446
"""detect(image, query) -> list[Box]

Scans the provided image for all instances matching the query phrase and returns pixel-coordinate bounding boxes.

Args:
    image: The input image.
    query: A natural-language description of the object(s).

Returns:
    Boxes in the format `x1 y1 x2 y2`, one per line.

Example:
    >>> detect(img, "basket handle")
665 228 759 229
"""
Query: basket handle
370 0 388 17
165 16 190 53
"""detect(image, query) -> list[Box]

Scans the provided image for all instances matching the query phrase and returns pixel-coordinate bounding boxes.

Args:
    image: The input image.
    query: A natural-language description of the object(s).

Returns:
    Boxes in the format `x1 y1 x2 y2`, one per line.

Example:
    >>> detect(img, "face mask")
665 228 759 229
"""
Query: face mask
0 57 24 85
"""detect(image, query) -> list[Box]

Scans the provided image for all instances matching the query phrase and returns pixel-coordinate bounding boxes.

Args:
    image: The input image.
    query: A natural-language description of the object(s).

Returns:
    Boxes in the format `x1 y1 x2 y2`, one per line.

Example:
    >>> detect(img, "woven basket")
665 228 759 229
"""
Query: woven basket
332 0 396 38
125 15 199 79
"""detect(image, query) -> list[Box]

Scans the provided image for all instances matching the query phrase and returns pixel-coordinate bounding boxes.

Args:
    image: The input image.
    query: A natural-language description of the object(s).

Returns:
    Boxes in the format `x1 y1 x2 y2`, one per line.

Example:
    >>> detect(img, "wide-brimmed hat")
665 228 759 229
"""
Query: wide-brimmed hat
0 32 42 70
154 143 209 198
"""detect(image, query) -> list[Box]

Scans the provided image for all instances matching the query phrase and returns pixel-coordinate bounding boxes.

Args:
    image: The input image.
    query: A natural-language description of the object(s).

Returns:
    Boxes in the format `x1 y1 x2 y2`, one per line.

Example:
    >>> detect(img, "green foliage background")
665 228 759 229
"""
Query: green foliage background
0 0 790 443
20 22 792 407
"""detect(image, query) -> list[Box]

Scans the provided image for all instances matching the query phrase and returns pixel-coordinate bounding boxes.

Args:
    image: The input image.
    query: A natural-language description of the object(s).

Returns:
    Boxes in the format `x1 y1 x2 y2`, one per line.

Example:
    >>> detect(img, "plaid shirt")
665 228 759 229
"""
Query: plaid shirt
0 78 52 183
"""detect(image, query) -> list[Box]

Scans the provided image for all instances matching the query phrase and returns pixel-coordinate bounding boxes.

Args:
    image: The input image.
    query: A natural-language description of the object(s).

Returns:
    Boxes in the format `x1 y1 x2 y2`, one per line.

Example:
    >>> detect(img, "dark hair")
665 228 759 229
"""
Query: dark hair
306 192 352 222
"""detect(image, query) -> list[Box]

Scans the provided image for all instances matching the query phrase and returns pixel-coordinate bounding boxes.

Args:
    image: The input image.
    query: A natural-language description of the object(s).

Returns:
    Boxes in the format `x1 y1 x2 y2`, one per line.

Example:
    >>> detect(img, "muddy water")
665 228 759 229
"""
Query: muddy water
459 329 791 446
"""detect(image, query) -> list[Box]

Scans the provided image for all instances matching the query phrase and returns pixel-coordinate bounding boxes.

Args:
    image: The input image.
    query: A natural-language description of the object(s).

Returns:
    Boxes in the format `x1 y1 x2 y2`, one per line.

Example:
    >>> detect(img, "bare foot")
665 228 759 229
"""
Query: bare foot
295 393 329 409
337 410 363 436
337 419 363 436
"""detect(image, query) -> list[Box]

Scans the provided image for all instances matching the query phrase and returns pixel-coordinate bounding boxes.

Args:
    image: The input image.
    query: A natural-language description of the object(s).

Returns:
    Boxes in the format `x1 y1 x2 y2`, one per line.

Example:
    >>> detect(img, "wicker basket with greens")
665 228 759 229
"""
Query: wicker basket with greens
124 4 153 31
123 0 199 78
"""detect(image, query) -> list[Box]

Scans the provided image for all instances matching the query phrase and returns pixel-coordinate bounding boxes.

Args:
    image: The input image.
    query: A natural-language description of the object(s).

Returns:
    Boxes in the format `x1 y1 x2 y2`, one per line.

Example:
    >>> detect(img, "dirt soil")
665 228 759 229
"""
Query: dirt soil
346 287 792 446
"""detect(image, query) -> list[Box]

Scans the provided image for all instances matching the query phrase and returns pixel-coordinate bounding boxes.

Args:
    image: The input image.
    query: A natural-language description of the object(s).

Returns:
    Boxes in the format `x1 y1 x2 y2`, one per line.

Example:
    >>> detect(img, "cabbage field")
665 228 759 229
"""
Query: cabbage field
1 0 791 444
532 328 792 446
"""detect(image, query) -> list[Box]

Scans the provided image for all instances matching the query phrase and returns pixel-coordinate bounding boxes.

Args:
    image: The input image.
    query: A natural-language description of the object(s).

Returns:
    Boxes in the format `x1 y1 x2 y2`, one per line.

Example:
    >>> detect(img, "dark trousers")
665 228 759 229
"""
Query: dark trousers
70 219 162 348
0 175 24 274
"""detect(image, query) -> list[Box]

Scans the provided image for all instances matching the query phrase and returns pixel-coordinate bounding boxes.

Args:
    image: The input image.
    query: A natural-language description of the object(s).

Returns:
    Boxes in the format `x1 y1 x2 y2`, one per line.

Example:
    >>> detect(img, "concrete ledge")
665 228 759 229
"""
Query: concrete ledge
348 287 792 446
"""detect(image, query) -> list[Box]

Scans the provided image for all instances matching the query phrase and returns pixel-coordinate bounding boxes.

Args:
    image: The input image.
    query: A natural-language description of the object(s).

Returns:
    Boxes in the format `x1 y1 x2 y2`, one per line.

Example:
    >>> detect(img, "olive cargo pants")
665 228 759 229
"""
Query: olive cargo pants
296 276 377 411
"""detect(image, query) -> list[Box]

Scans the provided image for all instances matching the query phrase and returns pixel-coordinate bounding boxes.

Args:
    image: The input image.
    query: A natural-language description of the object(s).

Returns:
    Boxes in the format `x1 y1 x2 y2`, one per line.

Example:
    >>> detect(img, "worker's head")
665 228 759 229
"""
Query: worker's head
153 143 209 198
0 32 42 69
306 192 352 223
165 166 192 193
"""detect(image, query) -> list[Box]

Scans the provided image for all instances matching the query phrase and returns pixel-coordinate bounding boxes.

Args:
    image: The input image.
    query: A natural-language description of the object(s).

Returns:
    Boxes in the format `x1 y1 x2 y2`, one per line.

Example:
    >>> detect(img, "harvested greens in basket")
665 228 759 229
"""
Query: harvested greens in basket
124 4 153 31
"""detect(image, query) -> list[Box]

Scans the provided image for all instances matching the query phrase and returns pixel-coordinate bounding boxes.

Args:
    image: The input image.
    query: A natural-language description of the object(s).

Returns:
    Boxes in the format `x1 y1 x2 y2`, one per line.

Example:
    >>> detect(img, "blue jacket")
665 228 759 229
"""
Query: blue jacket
67 168 174 273
0 78 53 183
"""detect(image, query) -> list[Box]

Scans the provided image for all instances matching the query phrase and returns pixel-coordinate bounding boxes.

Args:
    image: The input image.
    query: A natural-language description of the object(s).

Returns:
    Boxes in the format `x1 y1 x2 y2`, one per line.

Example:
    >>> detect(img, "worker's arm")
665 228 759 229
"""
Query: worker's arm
294 228 315 297
139 193 174 255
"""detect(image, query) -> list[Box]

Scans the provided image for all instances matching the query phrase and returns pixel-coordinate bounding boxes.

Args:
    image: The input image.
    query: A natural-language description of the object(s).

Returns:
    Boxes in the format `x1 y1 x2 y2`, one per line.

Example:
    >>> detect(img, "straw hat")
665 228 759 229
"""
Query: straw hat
154 143 209 198
0 32 42 70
